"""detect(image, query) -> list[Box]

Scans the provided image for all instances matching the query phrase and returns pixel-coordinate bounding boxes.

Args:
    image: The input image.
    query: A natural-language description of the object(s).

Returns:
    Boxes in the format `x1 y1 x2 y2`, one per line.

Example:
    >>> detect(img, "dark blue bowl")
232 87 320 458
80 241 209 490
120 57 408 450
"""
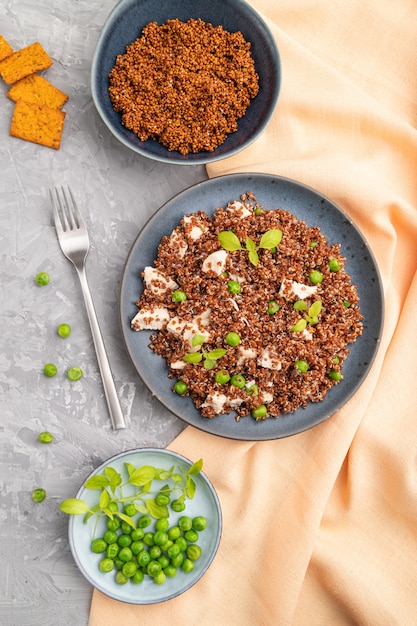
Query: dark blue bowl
91 0 281 165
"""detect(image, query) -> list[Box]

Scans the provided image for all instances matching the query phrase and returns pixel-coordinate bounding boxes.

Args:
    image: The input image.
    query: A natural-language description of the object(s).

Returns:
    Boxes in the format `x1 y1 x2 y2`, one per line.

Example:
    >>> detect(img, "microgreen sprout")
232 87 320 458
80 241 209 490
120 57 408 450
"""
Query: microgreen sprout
59 459 204 528
291 300 322 332
218 228 283 267
183 346 227 370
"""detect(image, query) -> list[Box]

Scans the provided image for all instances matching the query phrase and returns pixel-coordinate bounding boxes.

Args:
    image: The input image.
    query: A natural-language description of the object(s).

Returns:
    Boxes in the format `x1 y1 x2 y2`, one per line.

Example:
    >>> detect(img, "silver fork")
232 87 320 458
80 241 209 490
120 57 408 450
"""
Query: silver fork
50 185 126 430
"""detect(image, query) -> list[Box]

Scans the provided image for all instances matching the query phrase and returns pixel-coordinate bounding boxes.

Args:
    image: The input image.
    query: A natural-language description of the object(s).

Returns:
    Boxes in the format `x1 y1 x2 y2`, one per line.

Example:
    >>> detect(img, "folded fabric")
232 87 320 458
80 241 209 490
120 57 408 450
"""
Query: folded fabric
89 0 417 623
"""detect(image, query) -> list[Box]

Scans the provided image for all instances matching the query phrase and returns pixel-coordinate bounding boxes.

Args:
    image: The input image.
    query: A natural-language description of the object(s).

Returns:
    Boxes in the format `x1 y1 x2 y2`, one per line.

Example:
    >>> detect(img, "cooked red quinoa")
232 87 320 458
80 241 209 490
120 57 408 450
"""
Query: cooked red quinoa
108 18 259 154
132 193 363 421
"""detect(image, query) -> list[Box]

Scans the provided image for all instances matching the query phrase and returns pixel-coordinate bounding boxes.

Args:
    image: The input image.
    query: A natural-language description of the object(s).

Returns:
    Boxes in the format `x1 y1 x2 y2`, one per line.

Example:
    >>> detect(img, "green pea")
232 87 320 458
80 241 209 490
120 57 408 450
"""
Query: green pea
137 551 151 568
164 564 177 578
173 380 188 395
67 366 82 381
153 570 166 585
254 207 264 215
175 537 188 552
43 363 57 378
170 553 184 568
215 369 230 384
138 515 152 528
155 518 170 532
246 383 259 396
120 521 133 534
35 272 50 286
186 544 202 561
184 529 199 543
123 503 137 517
143 532 155 547
155 493 170 506
118 547 133 562
227 280 241 295
329 258 341 272
107 517 121 531
178 516 193 531
122 561 138 578
37 431 54 444
167 525 181 540
98 557 114 573
115 571 129 585
167 543 181 559
131 528 144 541
192 516 207 531
57 323 71 338
251 405 268 420
149 545 161 560
117 534 132 548
114 558 124 570
154 530 169 546
343 300 351 308
147 560 162 578
309 270 323 284
332 355 340 364
31 488 46 503
106 543 119 560
131 569 145 584
310 241 318 250
108 502 119 514
231 373 246 389
328 369 343 381
295 360 309 373
267 300 280 314
131 540 144 555
171 499 185 513
181 558 195 574
91 538 107 554
157 555 170 569
103 530 118 544
172 290 187 302
225 331 241 347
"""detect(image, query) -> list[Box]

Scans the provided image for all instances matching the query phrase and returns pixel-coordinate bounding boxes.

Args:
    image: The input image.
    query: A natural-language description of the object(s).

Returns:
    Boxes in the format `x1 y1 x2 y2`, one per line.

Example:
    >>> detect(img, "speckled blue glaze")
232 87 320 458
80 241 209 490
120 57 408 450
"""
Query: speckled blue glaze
120 173 384 441
91 0 281 165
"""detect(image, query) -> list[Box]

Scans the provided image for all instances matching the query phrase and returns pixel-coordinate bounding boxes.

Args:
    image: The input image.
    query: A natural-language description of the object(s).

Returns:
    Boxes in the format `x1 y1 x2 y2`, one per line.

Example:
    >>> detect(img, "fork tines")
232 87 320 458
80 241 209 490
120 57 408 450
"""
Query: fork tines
50 185 83 232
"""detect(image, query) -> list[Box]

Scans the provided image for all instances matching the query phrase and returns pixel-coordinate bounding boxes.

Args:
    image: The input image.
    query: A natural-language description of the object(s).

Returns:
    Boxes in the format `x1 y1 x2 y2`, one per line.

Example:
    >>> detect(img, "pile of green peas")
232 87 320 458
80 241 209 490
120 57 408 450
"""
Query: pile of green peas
91 503 208 586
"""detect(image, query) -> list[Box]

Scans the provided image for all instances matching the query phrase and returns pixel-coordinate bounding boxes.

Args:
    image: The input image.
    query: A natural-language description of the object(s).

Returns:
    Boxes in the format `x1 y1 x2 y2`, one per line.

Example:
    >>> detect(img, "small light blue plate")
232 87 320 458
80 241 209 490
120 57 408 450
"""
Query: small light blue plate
120 173 384 440
68 448 222 604
91 0 281 164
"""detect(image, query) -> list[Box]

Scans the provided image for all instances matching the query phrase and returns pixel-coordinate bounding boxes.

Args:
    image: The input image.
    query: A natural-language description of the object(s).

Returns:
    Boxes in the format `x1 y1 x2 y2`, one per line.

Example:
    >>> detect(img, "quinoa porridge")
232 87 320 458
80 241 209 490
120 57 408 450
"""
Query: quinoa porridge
131 193 363 421
108 18 259 155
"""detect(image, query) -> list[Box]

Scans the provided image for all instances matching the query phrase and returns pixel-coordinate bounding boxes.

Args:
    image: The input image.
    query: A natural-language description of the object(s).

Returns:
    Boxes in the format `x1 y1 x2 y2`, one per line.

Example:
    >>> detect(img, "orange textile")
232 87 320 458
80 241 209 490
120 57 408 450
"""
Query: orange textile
89 0 417 624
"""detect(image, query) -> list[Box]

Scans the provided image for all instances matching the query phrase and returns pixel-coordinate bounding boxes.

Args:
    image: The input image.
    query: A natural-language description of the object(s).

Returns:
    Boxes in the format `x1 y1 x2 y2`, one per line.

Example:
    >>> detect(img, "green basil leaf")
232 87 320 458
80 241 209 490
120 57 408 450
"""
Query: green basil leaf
59 498 91 515
99 489 110 510
191 334 206 347
218 231 242 251
128 465 156 487
259 229 283 249
248 249 259 266
146 498 169 519
185 475 197 499
124 462 136 477
183 352 203 363
84 475 110 490
116 512 136 529
188 458 203 475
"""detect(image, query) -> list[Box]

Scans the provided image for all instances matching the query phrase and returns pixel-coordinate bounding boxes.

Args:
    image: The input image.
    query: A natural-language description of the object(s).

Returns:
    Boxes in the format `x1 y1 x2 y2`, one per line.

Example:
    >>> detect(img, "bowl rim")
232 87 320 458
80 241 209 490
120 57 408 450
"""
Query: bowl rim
91 0 281 165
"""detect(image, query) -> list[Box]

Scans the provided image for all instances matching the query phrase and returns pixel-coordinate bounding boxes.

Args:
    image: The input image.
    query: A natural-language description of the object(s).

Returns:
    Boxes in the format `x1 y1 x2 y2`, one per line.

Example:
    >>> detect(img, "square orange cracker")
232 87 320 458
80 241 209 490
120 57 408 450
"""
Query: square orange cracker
10 100 66 150
0 42 52 84
7 74 68 109
0 35 13 61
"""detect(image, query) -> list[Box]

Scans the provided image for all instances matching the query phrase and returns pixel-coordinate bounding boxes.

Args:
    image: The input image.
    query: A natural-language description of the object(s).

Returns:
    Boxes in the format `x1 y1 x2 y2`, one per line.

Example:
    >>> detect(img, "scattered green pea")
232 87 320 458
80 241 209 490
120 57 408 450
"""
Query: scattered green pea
124 503 137 517
35 272 50 286
295 360 309 373
225 331 241 347
215 369 230 384
251 405 268 420
172 290 187 303
31 488 46 503
328 369 343 381
310 241 318 250
246 383 259 396
57 323 71 338
192 516 207 531
328 258 341 272
67 366 82 381
309 270 323 284
186 545 202 561
171 499 186 513
227 280 241 295
173 380 188 395
99 558 114 573
230 373 246 389
267 300 280 314
155 494 170 507
43 363 57 378
38 431 54 444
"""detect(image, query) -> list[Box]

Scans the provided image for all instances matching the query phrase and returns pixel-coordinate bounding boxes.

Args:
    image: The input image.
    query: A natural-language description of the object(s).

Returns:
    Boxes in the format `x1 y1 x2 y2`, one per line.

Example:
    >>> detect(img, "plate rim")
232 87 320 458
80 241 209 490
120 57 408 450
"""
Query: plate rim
68 447 223 604
120 173 384 440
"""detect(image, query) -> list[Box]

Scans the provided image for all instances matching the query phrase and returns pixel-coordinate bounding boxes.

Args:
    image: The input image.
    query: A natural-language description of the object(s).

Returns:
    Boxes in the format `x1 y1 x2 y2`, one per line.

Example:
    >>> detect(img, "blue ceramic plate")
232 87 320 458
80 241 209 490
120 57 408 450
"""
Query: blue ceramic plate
91 0 280 165
68 448 222 604
120 173 384 440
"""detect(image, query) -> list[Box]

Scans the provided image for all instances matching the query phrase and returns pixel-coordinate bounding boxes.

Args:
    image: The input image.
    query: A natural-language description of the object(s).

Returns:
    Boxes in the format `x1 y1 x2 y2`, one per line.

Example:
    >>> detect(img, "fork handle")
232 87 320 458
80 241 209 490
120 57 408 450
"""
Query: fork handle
75 266 126 430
